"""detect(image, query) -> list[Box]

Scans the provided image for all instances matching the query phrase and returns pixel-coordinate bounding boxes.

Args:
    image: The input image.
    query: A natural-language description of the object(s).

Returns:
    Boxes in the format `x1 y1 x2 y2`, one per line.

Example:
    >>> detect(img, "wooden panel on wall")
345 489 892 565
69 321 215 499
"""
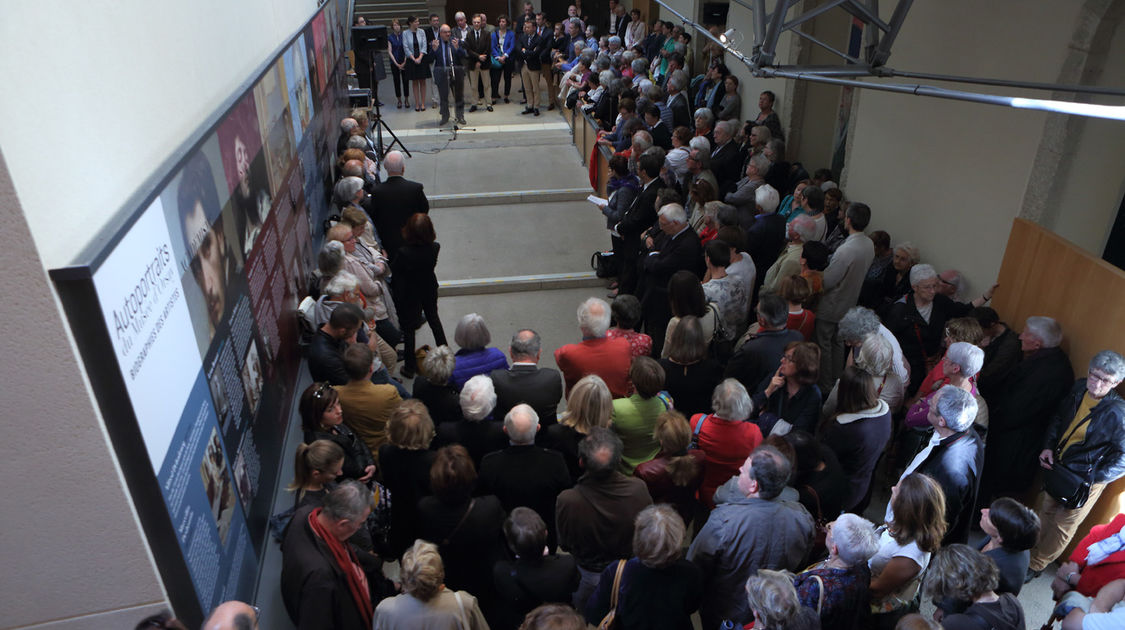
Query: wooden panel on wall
992 218 1125 557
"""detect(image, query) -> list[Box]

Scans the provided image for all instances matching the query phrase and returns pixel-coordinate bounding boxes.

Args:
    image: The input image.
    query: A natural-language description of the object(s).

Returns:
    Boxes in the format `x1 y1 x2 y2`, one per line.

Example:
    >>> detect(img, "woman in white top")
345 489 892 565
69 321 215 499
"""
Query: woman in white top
624 9 646 50
373 540 490 630
869 473 946 625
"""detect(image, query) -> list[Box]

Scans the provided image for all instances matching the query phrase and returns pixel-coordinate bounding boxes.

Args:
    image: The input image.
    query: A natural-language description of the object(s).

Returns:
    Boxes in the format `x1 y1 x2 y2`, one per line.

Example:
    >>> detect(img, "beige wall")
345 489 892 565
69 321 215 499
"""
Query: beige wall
0 0 317 270
0 1 323 627
842 0 1094 296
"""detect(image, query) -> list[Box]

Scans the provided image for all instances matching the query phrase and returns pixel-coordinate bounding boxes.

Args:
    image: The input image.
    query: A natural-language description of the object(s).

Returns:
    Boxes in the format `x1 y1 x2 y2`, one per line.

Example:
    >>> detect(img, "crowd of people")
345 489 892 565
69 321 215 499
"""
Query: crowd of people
154 4 1125 630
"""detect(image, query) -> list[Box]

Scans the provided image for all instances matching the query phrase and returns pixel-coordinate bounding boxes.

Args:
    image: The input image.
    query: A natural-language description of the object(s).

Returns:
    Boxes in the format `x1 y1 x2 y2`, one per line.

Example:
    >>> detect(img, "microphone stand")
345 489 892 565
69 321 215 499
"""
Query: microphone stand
439 38 476 139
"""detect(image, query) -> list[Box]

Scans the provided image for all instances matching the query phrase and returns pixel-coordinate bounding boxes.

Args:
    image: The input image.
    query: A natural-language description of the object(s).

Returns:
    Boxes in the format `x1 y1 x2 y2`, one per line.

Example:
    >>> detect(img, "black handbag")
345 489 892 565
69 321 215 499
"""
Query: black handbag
1044 412 1102 509
591 250 620 278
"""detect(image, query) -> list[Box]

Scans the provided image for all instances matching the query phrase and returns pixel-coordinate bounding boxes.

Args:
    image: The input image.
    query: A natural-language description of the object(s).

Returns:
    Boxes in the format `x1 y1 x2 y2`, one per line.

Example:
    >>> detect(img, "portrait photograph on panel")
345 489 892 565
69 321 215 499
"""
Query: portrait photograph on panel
217 93 272 256
303 25 323 113
311 12 328 98
253 59 295 199
207 366 232 434
233 446 253 514
285 34 314 141
200 427 235 545
240 339 264 417
160 138 238 355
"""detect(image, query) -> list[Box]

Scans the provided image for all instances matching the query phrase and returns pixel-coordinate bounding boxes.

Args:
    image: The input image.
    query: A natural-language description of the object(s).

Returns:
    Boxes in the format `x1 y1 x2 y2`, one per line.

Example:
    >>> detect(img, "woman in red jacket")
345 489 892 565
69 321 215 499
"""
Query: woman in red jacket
689 378 762 509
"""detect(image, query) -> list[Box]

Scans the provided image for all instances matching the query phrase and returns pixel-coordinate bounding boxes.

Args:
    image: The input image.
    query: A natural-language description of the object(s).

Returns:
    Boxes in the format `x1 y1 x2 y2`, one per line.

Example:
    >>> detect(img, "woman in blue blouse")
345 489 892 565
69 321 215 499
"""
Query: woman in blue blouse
490 15 515 104
403 15 430 111
387 19 409 109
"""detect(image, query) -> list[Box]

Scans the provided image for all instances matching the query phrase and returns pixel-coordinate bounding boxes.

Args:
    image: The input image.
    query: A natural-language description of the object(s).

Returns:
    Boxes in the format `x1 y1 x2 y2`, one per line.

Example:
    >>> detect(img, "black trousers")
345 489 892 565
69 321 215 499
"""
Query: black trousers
389 63 410 98
490 59 513 97
402 296 447 371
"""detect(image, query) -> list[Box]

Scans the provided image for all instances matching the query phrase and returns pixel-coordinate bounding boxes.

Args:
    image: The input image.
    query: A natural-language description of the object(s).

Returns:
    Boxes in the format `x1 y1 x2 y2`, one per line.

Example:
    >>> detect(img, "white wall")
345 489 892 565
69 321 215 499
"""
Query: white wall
842 0 1087 296
0 1 323 627
1042 18 1125 255
0 0 316 270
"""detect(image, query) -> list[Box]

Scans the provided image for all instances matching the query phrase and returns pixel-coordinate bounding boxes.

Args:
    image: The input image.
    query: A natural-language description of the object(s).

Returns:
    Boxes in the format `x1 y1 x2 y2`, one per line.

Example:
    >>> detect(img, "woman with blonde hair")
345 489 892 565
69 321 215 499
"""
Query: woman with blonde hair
542 374 613 480
373 540 489 630
377 399 438 557
745 569 820 629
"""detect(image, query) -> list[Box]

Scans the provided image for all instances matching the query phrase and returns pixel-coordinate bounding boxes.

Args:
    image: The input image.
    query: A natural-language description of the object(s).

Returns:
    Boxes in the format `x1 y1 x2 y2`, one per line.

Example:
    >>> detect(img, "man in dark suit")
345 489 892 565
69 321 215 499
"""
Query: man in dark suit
614 152 664 296
643 104 672 151
607 0 631 39
478 404 572 550
744 183 787 284
640 203 704 346
725 295 803 393
366 150 428 263
517 20 547 115
888 385 985 545
464 14 493 112
643 20 668 60
666 70 692 130
709 120 743 195
489 329 563 427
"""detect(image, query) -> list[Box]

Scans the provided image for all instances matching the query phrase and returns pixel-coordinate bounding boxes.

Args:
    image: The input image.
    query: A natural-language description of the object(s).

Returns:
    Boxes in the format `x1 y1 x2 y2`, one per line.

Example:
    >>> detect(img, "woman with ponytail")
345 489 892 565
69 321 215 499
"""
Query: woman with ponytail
633 411 706 525
288 439 346 508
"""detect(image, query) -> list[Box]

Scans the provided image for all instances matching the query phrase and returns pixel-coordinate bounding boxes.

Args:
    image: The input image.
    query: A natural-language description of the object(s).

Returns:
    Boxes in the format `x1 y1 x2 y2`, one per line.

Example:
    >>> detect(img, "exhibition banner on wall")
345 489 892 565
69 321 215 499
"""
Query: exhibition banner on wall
49 0 350 624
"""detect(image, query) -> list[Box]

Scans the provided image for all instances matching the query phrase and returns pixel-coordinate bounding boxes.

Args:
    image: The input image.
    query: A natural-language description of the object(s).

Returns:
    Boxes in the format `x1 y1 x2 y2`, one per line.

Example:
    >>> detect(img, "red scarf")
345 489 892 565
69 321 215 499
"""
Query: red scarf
308 507 374 627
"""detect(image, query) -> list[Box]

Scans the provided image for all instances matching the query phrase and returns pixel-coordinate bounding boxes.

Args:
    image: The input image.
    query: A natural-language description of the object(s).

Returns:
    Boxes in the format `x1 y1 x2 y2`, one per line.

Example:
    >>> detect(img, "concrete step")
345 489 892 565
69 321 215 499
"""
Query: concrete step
429 188 589 208
439 271 603 296
407 144 589 196
431 200 608 281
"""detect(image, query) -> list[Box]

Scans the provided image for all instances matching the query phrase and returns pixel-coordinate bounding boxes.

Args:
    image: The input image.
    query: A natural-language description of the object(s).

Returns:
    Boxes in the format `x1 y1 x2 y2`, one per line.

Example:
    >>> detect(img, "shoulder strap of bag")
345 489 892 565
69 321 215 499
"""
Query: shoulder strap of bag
1054 411 1097 456
453 591 469 630
803 484 825 522
811 575 825 616
609 559 627 611
441 499 477 546
693 414 710 437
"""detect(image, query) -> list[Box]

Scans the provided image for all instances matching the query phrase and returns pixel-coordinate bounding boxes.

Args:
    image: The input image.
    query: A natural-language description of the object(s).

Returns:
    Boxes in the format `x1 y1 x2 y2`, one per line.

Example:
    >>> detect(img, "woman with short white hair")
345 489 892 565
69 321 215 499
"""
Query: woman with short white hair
373 539 489 630
794 513 880 629
882 264 995 396
434 375 505 468
905 341 989 434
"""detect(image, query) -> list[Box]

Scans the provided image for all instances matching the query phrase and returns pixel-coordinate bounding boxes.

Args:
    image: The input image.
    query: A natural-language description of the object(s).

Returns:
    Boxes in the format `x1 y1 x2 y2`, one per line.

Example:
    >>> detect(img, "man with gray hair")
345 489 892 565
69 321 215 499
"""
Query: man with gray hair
367 150 428 263
555 298 633 398
980 315 1074 505
639 203 704 355
1029 350 1125 576
709 120 742 193
688 446 814 630
556 427 653 608
479 403 572 552
490 328 563 426
281 479 392 629
337 117 358 154
665 68 691 129
760 214 816 295
725 152 769 221
888 385 985 544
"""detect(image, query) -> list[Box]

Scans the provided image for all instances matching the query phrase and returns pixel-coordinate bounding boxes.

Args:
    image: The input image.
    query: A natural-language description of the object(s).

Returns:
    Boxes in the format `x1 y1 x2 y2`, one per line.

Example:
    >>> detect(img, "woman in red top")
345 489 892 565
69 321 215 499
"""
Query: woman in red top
779 274 815 341
1051 513 1125 600
689 378 763 509
605 294 652 358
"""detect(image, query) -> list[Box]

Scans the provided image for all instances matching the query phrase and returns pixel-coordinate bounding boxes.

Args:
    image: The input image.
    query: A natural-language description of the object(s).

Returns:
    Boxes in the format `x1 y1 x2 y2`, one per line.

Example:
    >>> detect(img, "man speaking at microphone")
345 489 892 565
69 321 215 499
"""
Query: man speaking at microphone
431 24 467 126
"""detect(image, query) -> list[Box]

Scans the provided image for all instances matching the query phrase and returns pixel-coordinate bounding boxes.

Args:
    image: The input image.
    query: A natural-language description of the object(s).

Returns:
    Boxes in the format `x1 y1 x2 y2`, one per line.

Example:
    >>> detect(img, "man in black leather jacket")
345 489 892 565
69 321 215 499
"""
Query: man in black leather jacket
1029 350 1125 575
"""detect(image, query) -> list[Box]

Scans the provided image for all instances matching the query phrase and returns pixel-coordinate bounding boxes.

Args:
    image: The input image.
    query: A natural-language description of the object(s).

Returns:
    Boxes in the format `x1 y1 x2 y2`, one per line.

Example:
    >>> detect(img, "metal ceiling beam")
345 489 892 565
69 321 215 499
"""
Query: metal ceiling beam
653 0 1125 120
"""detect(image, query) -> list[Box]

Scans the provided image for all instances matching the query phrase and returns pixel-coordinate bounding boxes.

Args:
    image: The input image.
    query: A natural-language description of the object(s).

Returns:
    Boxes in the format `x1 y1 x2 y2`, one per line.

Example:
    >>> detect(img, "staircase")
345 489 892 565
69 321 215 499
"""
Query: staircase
354 0 431 27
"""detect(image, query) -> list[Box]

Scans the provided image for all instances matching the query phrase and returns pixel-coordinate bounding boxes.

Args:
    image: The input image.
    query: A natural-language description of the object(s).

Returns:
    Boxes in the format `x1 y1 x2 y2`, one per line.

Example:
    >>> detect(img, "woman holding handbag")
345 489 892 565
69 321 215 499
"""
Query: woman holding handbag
1029 350 1125 580
794 513 880 630
584 505 702 629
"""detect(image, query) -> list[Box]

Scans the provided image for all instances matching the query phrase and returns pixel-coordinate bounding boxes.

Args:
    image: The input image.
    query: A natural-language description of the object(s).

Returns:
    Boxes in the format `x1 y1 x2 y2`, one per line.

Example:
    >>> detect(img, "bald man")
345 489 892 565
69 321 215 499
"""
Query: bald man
479 404 572 550
367 150 429 262
489 328 563 426
202 601 258 630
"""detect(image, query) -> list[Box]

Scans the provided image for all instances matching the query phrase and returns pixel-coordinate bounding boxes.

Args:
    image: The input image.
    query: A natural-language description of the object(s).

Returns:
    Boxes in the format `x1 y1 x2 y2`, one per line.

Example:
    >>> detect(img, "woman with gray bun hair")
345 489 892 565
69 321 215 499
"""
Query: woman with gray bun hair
794 513 880 630
584 504 703 629
450 313 509 389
